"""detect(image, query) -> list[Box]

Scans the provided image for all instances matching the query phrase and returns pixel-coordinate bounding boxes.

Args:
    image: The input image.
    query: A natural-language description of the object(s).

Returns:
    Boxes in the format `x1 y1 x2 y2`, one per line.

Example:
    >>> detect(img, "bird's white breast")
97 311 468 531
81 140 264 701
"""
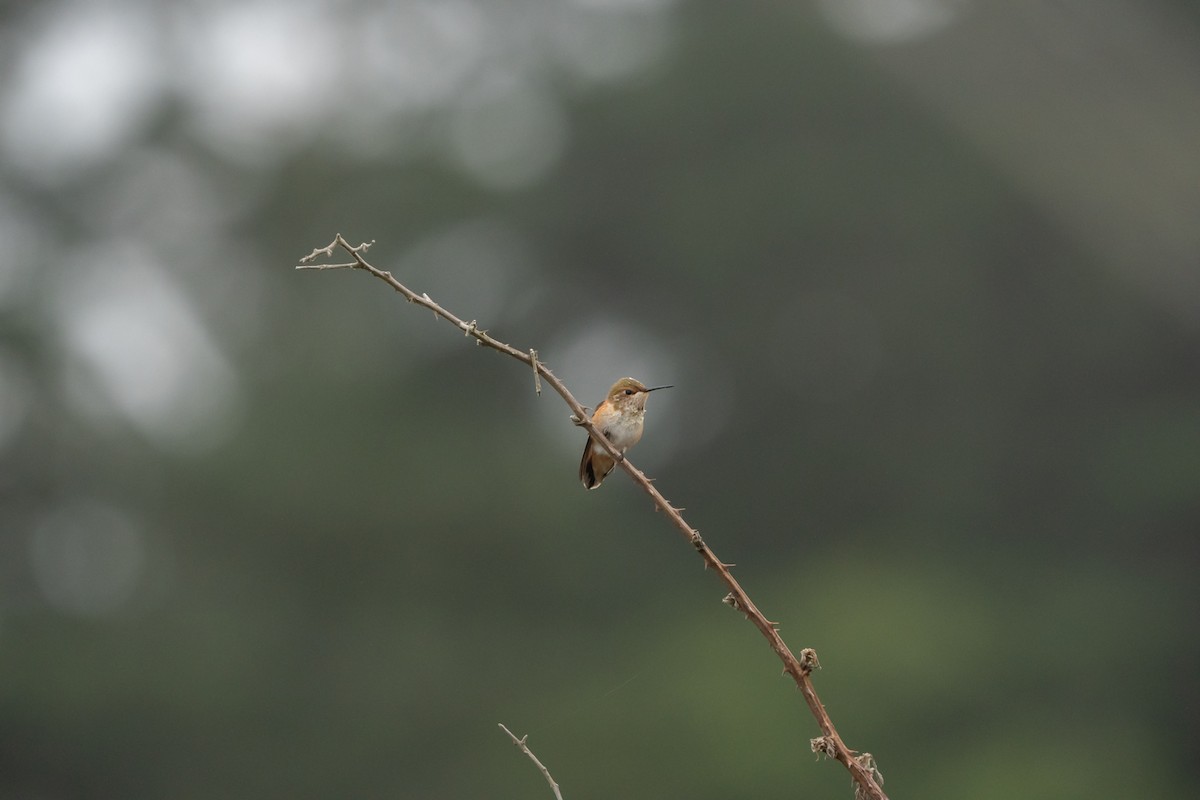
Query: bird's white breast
604 410 644 450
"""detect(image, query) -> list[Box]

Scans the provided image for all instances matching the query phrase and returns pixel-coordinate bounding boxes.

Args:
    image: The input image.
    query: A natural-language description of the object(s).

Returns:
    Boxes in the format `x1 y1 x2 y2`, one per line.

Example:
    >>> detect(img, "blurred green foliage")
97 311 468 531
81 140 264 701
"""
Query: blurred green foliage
1 1 1198 799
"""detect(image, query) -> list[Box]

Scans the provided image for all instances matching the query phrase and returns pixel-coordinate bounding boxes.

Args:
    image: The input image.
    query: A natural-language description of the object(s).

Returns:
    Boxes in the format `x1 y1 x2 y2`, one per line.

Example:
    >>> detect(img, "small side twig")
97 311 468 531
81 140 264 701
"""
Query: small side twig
498 724 563 800
530 349 542 396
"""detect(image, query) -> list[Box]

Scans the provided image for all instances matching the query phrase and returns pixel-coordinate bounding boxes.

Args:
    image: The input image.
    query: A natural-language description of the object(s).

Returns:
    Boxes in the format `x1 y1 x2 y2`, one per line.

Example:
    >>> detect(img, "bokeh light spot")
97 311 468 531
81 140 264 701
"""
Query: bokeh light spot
552 4 675 84
0 2 160 183
818 0 962 44
55 243 241 454
447 78 568 190
178 0 338 163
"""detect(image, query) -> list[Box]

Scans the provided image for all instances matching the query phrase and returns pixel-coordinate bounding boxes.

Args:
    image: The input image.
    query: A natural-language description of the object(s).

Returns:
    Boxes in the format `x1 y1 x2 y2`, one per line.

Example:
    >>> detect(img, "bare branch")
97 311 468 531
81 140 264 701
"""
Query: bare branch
498 724 564 800
299 236 889 800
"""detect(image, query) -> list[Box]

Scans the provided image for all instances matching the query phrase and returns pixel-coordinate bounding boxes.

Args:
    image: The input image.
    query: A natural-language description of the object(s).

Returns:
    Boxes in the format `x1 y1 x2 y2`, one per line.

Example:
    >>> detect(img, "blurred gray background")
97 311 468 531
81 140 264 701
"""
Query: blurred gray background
1 0 1197 797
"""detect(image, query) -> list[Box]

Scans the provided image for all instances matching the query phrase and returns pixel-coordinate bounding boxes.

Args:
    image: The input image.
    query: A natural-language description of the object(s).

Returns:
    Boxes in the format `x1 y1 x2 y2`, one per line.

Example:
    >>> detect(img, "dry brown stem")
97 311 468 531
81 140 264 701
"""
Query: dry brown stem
498 724 564 800
297 233 889 800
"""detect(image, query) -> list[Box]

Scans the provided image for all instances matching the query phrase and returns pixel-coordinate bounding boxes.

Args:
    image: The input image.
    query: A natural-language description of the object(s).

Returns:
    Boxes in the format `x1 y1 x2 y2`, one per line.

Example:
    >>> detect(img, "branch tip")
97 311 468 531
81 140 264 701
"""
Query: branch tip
298 237 338 264
498 723 564 800
333 233 374 254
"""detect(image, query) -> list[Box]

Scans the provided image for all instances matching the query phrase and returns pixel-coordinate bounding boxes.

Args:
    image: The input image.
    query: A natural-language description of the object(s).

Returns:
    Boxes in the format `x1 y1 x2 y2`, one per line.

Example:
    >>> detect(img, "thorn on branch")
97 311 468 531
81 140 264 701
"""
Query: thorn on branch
799 648 821 675
529 349 542 396
463 320 490 344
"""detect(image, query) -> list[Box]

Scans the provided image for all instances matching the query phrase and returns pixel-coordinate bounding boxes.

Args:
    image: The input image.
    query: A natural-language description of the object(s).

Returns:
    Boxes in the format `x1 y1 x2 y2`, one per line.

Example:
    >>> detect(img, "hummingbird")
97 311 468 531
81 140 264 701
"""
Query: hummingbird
579 377 672 490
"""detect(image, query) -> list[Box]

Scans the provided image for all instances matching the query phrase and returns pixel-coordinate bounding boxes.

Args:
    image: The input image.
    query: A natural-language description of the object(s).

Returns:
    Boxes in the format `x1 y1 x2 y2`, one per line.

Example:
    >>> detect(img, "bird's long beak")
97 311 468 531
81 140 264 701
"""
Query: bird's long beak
643 385 673 393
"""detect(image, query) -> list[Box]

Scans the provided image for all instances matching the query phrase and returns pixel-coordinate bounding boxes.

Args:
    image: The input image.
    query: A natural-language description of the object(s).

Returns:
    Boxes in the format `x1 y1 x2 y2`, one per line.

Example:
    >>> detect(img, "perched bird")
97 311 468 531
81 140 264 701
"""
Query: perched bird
579 377 672 490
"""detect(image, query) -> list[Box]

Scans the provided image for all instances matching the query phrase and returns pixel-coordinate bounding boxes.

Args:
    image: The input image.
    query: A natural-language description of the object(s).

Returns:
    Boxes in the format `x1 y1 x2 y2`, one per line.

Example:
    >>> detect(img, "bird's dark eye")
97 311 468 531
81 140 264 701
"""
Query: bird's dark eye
624 389 634 395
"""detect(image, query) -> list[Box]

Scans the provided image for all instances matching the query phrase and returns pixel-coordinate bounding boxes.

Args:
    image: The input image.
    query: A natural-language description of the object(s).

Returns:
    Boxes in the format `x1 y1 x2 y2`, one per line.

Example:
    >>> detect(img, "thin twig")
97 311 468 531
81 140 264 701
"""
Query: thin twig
498 724 564 800
297 234 888 800
529 349 542 396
